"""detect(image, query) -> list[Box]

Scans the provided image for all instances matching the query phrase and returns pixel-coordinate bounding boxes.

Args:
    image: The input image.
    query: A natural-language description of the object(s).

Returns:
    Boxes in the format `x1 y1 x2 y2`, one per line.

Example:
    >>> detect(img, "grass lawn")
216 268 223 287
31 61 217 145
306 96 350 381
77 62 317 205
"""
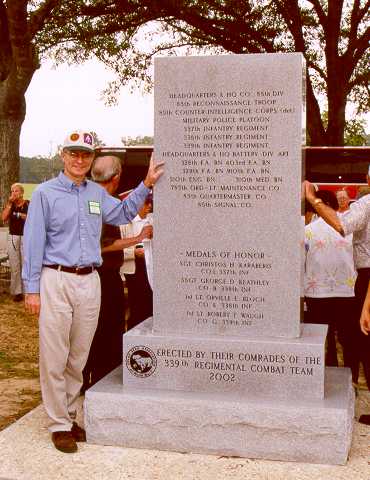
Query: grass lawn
21 183 38 200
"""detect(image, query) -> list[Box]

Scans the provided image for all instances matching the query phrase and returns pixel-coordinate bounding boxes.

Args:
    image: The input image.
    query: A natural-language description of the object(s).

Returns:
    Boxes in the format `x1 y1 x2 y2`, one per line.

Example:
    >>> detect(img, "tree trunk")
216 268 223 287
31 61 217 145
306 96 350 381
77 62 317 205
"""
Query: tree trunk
0 115 23 212
306 77 326 146
0 64 34 216
326 75 346 146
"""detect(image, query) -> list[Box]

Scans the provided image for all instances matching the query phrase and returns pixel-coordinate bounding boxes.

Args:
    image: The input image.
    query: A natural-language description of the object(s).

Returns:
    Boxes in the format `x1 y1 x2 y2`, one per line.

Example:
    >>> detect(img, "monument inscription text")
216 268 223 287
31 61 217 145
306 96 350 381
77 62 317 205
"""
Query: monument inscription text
154 54 304 337
160 87 295 210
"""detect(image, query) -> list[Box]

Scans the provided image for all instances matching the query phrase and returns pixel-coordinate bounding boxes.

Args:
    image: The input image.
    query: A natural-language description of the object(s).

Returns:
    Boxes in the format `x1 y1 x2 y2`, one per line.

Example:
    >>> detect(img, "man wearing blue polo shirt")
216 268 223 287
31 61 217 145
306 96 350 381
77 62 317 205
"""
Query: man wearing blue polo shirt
22 130 164 453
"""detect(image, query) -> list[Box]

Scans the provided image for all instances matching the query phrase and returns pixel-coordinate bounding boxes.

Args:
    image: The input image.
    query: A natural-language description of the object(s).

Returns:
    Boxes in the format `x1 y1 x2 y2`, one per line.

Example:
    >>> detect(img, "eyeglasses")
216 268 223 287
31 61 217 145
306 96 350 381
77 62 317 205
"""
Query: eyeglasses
66 150 94 159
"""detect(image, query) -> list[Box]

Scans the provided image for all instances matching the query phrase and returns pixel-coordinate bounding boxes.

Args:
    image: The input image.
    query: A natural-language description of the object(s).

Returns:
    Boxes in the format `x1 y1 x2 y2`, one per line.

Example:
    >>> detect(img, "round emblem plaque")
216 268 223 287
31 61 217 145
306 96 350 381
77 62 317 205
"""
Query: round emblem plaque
126 346 157 378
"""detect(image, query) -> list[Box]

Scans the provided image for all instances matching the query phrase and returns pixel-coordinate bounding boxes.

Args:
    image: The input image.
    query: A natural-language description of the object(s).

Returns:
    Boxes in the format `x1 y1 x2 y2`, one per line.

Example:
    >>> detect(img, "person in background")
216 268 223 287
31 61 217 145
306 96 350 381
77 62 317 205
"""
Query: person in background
336 189 351 213
357 186 370 199
1 183 29 301
22 130 164 453
304 190 358 373
304 183 319 225
356 167 370 200
359 281 370 425
121 194 153 331
304 178 370 425
82 156 153 392
304 199 317 225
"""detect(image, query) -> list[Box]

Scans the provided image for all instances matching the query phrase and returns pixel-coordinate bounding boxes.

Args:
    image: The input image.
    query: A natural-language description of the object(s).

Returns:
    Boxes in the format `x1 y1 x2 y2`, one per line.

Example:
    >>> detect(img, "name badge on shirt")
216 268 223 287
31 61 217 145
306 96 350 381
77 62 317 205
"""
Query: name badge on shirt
88 201 101 215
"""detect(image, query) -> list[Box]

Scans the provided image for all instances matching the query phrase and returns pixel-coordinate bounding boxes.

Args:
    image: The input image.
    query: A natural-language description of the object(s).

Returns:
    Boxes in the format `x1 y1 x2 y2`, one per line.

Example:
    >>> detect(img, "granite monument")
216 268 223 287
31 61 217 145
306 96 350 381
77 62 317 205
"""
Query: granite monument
85 53 354 465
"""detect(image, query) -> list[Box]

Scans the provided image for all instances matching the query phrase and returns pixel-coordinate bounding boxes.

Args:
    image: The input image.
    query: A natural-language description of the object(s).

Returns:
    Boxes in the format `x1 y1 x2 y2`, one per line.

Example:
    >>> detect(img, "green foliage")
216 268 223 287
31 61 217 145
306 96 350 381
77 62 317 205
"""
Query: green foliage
2 1 370 147
121 135 154 146
320 110 368 146
91 131 105 147
20 155 63 183
21 184 39 201
344 118 368 146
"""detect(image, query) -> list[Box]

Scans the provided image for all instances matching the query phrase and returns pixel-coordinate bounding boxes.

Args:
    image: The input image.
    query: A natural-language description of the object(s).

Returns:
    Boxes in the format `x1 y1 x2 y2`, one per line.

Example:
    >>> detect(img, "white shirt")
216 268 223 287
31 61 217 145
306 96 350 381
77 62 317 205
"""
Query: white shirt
340 194 370 269
143 213 153 289
304 217 356 298
120 214 153 289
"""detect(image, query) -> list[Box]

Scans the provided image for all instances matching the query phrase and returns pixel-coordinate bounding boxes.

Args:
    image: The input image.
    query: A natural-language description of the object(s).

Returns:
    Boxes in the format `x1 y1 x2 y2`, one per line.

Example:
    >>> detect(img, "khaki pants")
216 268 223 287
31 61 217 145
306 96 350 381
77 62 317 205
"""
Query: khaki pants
39 267 101 432
7 234 23 295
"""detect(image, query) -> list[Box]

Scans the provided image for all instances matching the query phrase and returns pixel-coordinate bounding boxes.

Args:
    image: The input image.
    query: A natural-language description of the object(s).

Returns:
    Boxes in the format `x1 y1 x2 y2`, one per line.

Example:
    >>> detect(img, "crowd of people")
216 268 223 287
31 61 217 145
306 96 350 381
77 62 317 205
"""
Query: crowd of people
1 130 369 453
304 180 370 427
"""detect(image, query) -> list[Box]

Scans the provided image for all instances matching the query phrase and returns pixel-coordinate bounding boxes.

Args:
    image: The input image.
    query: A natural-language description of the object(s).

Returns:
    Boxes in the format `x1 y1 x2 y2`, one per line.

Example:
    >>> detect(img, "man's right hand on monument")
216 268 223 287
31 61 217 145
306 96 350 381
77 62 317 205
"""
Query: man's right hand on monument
25 293 41 316
144 155 165 188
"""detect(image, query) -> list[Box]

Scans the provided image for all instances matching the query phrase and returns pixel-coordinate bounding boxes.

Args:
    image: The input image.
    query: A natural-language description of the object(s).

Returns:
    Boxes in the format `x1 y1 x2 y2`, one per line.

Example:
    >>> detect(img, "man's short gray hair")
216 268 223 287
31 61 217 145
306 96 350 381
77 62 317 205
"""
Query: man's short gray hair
91 155 122 182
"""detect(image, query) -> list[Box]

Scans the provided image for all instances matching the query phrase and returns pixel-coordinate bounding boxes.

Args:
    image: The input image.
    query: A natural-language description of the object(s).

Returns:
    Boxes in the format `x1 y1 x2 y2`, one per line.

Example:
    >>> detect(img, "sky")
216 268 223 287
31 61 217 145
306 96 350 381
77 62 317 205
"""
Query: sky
20 60 154 157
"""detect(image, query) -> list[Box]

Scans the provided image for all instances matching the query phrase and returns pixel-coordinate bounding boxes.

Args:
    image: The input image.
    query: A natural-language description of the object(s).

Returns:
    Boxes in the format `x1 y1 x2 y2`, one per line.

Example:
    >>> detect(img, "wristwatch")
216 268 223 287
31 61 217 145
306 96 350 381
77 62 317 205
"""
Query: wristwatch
313 198 324 206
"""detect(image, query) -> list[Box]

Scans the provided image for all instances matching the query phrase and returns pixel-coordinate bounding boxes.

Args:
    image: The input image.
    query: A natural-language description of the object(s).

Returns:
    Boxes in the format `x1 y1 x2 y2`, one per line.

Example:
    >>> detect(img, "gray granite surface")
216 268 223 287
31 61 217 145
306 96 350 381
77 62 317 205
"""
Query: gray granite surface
85 365 354 465
122 318 326 399
153 53 305 338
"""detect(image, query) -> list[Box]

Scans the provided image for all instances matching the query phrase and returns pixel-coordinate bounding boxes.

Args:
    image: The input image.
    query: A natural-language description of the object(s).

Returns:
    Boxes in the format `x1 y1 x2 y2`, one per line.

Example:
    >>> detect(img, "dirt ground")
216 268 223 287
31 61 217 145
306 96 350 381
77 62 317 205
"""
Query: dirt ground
0 292 41 431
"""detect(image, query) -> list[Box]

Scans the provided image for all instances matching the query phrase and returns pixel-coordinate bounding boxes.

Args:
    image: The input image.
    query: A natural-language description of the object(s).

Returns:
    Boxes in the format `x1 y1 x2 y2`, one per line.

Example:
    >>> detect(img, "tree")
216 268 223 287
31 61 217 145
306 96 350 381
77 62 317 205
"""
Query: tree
0 1 158 208
20 154 63 183
344 117 368 145
121 135 154 146
95 0 368 147
44 1 370 146
321 110 368 146
1 1 369 208
91 131 105 148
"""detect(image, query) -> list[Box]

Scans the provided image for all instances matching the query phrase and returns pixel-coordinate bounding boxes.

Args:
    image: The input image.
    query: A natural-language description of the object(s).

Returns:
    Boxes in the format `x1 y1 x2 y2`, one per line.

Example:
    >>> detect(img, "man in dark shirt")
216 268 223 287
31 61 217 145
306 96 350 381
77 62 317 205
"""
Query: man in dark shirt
124 194 154 331
83 155 153 391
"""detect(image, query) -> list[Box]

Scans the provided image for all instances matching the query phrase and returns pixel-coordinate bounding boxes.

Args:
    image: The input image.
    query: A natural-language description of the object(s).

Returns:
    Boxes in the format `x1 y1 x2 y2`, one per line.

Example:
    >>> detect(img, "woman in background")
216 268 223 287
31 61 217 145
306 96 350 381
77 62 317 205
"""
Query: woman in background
304 190 358 377
1 183 29 301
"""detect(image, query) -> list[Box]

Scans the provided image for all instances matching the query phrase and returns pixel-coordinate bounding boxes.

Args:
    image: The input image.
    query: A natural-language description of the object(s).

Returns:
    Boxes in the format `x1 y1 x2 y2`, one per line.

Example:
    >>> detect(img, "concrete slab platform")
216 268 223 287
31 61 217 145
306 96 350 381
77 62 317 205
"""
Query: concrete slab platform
0 388 369 480
85 366 355 465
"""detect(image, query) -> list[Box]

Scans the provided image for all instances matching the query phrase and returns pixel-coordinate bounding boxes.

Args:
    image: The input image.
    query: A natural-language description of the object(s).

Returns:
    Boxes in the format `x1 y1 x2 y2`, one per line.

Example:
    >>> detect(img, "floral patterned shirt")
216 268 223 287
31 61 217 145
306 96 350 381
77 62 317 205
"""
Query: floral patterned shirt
304 218 356 298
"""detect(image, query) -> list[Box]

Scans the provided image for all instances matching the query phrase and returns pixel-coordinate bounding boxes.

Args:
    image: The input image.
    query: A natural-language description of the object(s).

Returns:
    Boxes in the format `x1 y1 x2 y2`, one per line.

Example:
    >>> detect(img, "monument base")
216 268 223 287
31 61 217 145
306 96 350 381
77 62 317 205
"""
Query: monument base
84 366 354 465
122 319 327 400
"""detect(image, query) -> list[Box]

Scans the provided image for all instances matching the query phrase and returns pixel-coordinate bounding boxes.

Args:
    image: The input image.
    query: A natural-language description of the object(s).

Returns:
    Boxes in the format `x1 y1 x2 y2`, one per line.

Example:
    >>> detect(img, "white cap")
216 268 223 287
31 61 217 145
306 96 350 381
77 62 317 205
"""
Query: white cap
62 130 95 152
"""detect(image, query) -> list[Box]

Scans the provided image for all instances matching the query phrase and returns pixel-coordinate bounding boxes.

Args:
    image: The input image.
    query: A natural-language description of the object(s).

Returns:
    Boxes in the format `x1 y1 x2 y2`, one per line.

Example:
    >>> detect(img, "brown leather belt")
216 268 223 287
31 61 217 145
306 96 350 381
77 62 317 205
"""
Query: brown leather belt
44 265 95 275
